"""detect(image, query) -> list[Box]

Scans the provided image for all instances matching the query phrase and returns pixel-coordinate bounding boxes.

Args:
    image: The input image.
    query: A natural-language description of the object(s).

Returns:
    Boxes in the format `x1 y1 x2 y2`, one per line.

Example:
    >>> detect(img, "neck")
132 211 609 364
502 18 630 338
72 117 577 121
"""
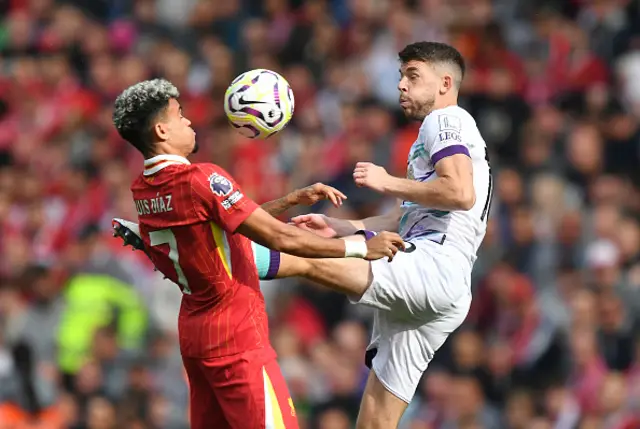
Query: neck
419 97 458 121
431 97 458 113
146 141 191 160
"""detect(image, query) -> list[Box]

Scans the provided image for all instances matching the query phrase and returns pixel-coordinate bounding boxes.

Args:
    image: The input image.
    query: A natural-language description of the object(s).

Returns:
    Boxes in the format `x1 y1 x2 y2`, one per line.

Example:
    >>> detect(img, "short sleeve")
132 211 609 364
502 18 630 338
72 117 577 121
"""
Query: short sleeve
190 164 259 233
423 112 470 166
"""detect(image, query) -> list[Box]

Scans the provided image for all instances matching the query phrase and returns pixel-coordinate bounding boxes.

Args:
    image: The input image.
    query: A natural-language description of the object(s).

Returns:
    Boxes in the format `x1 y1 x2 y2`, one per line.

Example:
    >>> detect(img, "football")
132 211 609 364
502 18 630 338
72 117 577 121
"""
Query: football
224 69 295 139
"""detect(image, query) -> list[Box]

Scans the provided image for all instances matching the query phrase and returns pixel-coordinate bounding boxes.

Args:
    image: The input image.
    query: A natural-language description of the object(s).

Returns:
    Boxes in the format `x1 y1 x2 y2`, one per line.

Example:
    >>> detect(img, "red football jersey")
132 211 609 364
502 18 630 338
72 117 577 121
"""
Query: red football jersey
131 155 274 360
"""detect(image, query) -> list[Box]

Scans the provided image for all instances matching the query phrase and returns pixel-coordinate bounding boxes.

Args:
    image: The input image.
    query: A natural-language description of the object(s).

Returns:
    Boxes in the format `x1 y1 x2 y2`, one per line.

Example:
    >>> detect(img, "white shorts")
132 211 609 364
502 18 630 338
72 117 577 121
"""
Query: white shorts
352 239 472 403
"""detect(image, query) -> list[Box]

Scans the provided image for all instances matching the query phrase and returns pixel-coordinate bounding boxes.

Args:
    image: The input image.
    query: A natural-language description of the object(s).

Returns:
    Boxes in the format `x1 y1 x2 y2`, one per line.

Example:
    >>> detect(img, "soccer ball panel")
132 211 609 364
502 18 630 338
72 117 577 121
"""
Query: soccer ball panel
224 69 295 139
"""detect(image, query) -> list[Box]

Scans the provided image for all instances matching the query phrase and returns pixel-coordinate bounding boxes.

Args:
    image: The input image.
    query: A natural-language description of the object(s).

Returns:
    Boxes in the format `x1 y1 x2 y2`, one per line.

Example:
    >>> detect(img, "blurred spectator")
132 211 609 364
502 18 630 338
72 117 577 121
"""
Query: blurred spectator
0 0 639 428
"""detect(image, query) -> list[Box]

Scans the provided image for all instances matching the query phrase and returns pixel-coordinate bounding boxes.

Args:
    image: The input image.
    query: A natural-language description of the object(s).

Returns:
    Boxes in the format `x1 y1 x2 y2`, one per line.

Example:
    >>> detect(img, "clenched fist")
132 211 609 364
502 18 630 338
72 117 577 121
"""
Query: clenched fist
353 162 392 193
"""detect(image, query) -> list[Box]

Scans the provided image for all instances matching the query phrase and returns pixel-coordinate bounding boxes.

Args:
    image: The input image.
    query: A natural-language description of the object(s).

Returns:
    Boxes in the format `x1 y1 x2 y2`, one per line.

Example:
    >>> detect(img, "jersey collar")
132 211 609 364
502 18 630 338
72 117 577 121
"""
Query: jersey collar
143 154 191 176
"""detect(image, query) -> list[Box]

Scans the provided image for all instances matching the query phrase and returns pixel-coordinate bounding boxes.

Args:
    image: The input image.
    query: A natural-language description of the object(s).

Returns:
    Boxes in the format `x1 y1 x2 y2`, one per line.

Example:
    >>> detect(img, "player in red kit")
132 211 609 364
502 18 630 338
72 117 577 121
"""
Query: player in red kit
111 79 405 429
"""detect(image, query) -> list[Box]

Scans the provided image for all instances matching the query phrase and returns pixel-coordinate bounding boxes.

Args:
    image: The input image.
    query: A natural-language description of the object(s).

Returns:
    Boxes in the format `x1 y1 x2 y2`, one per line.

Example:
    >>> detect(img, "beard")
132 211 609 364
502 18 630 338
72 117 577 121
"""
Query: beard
413 97 436 121
401 94 436 121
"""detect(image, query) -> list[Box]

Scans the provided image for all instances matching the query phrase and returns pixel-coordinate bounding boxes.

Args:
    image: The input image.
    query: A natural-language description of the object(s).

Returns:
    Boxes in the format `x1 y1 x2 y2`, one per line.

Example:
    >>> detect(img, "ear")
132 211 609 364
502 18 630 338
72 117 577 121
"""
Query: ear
154 121 170 142
440 74 454 95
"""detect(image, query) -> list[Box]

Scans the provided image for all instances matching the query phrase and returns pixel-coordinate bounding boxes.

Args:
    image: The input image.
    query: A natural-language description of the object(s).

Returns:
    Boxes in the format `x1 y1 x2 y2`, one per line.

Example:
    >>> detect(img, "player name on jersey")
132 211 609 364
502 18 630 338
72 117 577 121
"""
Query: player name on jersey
134 194 174 215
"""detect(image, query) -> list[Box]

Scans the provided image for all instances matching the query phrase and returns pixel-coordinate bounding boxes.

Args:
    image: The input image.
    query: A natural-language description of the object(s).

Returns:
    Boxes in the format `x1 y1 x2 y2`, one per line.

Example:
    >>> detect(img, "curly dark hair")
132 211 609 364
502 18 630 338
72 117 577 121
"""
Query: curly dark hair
112 79 180 155
398 42 466 88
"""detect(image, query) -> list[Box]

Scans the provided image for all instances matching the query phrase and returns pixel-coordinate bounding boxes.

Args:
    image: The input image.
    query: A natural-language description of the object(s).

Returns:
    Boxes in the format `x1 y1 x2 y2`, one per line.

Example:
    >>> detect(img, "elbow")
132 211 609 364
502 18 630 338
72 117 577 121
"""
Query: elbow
455 187 476 211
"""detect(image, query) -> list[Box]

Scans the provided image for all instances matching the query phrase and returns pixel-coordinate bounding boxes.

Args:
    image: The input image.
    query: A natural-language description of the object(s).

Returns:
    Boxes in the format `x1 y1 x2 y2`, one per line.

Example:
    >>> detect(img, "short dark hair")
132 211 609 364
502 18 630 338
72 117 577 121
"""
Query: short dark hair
398 42 466 87
112 79 180 155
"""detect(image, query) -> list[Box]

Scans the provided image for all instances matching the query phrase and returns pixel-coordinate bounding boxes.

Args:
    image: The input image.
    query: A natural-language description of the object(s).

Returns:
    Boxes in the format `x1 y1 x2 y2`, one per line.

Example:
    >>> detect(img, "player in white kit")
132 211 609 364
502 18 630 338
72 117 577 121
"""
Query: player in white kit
112 42 491 429
288 41 492 427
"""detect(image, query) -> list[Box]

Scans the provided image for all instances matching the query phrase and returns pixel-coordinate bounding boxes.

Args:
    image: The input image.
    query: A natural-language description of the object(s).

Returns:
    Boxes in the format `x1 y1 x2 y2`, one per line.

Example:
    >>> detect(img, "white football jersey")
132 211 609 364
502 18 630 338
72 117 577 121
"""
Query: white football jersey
399 105 492 263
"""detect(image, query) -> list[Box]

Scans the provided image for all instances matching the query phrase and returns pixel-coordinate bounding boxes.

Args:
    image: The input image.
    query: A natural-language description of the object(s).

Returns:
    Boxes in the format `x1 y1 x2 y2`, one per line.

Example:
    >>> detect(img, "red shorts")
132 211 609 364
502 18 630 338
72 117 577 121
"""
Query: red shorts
183 349 299 429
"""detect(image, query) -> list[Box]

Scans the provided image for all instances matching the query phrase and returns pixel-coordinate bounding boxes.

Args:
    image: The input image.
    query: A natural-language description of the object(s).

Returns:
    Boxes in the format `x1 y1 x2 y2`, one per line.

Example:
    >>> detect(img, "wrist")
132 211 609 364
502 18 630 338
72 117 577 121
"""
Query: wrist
331 218 357 237
381 175 398 193
285 190 300 207
344 240 368 258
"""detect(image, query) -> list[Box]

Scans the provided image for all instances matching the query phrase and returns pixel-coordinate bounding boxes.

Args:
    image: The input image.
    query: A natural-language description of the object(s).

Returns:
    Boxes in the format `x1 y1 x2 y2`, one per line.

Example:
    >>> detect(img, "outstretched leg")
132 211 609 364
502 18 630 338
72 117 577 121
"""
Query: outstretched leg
271 234 374 298
113 218 375 298
276 252 373 298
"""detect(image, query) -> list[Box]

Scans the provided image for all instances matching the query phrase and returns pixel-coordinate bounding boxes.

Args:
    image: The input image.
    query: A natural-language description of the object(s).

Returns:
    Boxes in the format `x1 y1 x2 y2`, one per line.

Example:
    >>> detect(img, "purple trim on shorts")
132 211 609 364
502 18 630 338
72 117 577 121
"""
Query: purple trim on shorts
431 144 470 165
264 250 281 280
355 230 377 241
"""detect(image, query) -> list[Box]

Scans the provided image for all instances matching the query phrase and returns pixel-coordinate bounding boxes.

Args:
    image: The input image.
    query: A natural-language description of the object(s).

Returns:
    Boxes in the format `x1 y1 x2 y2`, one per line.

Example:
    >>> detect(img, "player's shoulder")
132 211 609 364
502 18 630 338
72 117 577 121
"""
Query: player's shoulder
187 163 237 196
419 106 479 148
185 162 225 180
190 161 235 174
131 173 146 191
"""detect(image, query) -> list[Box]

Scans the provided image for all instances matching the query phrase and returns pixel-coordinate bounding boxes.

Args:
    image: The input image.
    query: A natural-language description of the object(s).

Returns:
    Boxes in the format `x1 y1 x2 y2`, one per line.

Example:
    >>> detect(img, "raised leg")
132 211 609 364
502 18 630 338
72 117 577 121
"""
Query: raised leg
112 218 375 300
273 234 374 299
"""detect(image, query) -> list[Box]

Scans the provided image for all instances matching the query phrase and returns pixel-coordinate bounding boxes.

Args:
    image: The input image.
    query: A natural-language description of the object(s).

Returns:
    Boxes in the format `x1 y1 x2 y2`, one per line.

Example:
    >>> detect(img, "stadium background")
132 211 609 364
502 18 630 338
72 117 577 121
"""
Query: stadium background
1 0 640 428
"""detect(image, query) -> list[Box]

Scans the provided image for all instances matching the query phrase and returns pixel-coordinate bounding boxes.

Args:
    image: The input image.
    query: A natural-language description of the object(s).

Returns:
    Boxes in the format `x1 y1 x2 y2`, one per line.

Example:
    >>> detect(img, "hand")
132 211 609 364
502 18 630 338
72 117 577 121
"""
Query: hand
353 162 392 193
293 183 347 208
290 213 338 238
364 231 406 261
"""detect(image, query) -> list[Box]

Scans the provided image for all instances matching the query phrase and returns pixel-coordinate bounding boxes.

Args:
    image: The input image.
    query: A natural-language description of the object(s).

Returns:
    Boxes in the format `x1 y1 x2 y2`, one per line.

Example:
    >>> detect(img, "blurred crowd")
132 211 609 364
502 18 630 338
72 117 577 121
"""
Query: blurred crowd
1 0 640 428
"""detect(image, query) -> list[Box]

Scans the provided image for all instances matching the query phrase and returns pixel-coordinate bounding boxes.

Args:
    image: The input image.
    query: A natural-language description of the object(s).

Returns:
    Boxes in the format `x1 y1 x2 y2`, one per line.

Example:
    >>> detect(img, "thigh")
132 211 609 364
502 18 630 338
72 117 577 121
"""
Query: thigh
199 352 299 429
366 293 472 405
183 357 229 429
277 234 374 297
356 370 408 429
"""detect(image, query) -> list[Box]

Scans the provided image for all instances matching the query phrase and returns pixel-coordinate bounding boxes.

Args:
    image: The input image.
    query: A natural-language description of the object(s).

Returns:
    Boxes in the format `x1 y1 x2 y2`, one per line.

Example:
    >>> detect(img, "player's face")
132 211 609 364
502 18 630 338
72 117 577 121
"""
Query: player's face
398 60 438 121
164 98 197 155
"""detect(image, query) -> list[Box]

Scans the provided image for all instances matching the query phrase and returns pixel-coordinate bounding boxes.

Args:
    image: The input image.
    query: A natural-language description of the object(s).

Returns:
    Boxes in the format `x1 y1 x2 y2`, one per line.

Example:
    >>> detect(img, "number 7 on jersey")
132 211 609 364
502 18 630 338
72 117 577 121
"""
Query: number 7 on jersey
149 229 192 294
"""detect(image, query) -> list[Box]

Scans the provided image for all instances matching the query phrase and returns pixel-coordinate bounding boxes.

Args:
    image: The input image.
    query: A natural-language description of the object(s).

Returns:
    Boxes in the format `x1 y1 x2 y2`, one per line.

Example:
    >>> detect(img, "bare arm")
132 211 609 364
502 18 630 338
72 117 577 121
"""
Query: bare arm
237 207 404 259
261 183 348 217
324 201 402 237
355 155 475 211
238 208 346 257
261 194 297 217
